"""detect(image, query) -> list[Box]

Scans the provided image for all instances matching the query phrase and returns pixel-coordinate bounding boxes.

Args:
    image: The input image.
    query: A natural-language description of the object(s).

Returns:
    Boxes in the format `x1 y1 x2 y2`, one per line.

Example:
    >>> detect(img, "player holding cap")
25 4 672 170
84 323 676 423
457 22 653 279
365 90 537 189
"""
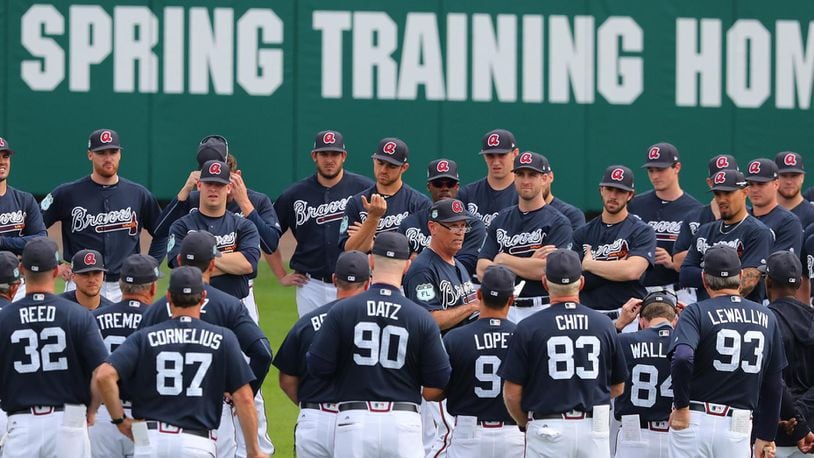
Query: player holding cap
339 137 431 253
308 232 451 458
93 266 266 458
41 129 167 302
775 152 814 229
0 237 107 458
614 291 678 458
745 158 803 254
90 254 160 458
458 129 519 228
477 152 573 322
399 159 486 276
274 250 370 458
442 265 523 457
669 245 785 458
501 249 628 458
271 130 372 316
60 249 115 310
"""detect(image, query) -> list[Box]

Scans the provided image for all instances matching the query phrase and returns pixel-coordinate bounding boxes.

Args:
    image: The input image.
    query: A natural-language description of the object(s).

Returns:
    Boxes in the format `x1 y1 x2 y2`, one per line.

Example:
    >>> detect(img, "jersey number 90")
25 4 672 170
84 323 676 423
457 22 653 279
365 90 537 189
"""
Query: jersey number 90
353 322 408 369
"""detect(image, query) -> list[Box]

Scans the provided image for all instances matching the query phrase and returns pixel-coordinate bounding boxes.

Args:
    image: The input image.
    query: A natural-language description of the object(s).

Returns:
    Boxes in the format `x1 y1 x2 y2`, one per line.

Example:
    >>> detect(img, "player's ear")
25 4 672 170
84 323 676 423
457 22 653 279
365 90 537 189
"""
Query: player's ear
198 290 207 306
402 259 412 275
578 276 585 292
401 162 410 173
311 152 318 163
207 259 216 274
368 254 374 271
331 273 338 288
541 275 548 290
50 266 58 280
149 282 157 299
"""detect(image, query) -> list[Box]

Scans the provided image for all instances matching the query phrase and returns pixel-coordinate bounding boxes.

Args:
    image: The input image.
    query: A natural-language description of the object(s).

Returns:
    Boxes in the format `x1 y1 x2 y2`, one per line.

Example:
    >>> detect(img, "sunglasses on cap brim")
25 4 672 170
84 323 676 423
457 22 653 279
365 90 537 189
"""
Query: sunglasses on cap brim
199 134 230 162
640 290 678 313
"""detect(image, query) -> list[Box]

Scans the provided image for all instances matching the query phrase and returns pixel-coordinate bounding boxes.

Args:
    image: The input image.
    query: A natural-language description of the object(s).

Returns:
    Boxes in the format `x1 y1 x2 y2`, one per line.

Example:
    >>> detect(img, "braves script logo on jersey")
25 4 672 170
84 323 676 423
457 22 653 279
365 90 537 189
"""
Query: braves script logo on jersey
382 142 397 155
293 197 352 226
611 168 625 181
647 220 682 242
748 161 761 174
466 203 498 227
487 133 500 147
0 210 25 234
784 153 798 166
212 231 238 253
519 152 533 164
323 132 336 144
72 207 138 235
404 227 430 249
716 156 730 170
689 221 701 236
648 147 660 160
695 237 745 258
100 131 113 143
496 228 544 255
438 280 476 309
713 171 727 184
591 239 630 260
84 252 97 265
808 254 813 278
359 211 409 231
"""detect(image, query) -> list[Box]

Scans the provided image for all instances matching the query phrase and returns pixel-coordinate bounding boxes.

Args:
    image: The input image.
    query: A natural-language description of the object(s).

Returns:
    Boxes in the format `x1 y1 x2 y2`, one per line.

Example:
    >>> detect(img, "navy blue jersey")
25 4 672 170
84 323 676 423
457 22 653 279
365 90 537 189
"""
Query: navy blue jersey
751 206 803 254
549 197 586 231
804 187 814 202
404 248 477 328
338 184 431 251
443 318 516 421
273 300 340 403
615 323 674 421
479 204 573 300
669 295 786 409
93 299 150 402
0 297 10 310
41 176 167 277
629 191 702 287
308 284 450 404
673 205 717 254
680 216 773 302
156 189 281 255
804 226 814 299
398 208 486 276
457 178 517 228
572 215 656 310
59 291 116 310
0 293 108 412
167 211 260 299
791 201 814 230
107 317 254 430
499 302 627 414
0 186 47 255
141 284 265 353
274 172 373 279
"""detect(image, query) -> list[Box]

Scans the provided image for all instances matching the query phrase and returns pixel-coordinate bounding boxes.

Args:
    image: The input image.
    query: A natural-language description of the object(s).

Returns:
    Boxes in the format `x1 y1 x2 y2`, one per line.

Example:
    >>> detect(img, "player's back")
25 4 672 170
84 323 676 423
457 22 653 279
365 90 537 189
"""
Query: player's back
615 324 674 421
93 299 150 352
443 318 515 421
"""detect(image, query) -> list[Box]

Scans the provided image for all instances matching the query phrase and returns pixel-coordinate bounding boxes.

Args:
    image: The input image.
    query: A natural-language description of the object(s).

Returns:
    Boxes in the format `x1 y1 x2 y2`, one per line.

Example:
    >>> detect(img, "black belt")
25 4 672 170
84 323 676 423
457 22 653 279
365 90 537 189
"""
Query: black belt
145 421 212 439
338 401 419 413
532 410 593 420
8 406 64 416
297 272 332 283
479 419 517 426
104 273 120 282
513 297 541 308
300 402 339 412
688 401 739 417
639 419 670 431
600 310 620 320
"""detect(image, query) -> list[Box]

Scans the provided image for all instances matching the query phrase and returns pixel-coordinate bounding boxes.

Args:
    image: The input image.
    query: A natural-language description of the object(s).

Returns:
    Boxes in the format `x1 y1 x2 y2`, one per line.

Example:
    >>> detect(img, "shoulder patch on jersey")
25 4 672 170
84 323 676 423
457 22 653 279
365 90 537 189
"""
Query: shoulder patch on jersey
659 329 670 337
167 234 175 253
565 302 577 309
339 216 349 234
489 319 501 326
415 283 436 301
40 193 53 211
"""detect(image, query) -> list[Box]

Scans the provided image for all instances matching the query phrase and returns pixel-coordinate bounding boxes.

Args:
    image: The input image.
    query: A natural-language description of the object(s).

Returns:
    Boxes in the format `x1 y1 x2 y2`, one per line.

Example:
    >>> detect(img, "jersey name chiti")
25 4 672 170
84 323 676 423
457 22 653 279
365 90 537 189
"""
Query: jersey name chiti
294 197 353 226
592 239 629 260
359 211 409 231
707 307 769 329
496 228 544 254
556 313 589 330
147 327 223 350
71 206 137 233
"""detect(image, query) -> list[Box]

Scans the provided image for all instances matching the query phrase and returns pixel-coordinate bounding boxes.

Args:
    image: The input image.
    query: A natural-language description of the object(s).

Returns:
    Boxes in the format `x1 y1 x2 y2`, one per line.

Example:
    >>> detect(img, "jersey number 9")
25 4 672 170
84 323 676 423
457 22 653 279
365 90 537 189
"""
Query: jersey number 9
11 327 68 374
474 355 502 398
353 322 408 369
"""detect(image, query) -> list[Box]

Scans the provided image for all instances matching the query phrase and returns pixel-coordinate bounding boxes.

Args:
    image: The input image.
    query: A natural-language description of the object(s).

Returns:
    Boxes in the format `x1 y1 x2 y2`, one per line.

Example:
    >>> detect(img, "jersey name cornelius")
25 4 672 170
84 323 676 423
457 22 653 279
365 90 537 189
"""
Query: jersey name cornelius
0 210 26 233
71 206 138 234
496 228 544 255
294 197 353 226
147 328 223 349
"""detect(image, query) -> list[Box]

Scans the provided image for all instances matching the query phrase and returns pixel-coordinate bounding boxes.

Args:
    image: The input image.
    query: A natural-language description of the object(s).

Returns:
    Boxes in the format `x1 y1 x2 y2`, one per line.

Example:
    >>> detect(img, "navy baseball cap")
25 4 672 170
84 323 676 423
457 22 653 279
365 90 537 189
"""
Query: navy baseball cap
759 250 802 286
775 151 805 174
22 237 59 272
180 231 222 263
121 254 161 284
0 137 15 155
599 165 635 192
709 169 747 192
199 160 231 184
512 152 551 173
197 135 229 166
642 143 679 168
313 130 346 153
88 129 122 152
71 249 106 274
371 138 408 166
334 251 370 283
0 251 20 284
641 290 677 311
429 199 470 224
745 158 778 183
427 159 459 182
708 154 739 176
703 245 741 278
545 249 582 285
371 232 410 260
480 265 516 299
480 129 517 155
168 265 205 295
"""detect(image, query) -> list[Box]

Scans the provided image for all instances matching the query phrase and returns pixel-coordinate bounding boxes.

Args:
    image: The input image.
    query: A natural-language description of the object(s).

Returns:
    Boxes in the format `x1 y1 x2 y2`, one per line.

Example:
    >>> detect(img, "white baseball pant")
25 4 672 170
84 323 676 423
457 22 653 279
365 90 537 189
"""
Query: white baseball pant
333 403 423 458
3 405 91 458
776 446 808 458
525 410 611 458
11 280 24 301
446 417 524 458
508 304 546 323
133 422 216 458
668 403 751 458
90 404 134 457
242 281 259 324
216 401 237 458
614 421 670 458
295 278 337 317
234 390 275 457
295 404 337 458
64 280 122 302
420 399 453 457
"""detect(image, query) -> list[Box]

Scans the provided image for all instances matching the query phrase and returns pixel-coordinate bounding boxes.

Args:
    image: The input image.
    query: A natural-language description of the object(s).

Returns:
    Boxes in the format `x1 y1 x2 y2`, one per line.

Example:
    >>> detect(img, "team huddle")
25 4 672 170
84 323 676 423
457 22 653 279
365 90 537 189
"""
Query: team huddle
0 127 810 458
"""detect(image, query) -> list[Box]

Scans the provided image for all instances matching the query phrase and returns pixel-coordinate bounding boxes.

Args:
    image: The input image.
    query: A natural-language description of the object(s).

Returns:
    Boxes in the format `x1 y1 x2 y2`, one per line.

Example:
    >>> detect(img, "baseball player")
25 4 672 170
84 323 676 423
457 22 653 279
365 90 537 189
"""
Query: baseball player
536 152 586 231
271 130 373 316
745 158 803 254
41 129 167 302
763 251 814 457
669 245 785 458
628 143 702 296
775 152 814 229
572 165 656 315
614 291 678 458
442 265 523 457
89 254 159 458
307 232 452 458
273 250 370 458
477 152 573 322
338 137 431 253
805 186 814 202
93 266 267 458
500 249 628 458
0 250 22 442
399 159 486 276
0 238 107 458
60 249 115 310
804 223 814 303
144 231 273 458
457 129 519 228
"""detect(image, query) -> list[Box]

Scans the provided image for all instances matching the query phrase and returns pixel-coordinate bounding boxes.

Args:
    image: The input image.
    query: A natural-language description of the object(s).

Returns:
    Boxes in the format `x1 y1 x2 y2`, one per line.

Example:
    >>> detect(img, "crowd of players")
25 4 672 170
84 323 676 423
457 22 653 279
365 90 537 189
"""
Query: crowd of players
0 127 810 457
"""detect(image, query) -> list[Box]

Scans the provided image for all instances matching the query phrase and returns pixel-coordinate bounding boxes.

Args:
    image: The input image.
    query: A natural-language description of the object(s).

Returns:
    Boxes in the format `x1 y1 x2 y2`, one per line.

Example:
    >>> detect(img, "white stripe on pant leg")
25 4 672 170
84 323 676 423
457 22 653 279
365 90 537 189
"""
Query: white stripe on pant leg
242 281 260 324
